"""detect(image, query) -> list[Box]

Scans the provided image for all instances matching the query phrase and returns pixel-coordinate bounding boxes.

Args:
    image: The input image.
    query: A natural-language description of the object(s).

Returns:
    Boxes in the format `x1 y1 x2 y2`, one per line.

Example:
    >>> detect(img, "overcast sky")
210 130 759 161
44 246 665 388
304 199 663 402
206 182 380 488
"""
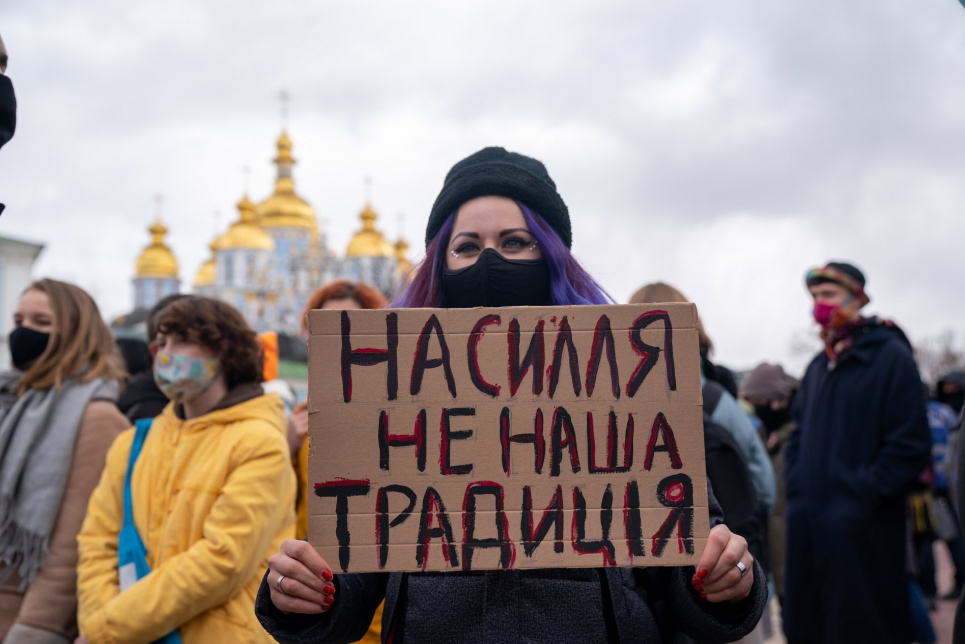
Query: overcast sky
2 0 964 377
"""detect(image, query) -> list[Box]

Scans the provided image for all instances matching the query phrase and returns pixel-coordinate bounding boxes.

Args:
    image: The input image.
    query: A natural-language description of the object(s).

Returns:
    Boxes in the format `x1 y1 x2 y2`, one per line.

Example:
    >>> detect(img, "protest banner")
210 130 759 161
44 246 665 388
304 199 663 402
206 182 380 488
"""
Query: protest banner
306 304 707 573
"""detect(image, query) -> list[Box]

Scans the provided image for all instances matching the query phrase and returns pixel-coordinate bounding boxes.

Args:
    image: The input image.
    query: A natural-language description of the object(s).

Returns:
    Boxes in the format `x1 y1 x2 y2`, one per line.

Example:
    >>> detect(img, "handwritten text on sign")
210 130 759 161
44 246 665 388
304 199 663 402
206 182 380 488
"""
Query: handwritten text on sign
306 304 707 573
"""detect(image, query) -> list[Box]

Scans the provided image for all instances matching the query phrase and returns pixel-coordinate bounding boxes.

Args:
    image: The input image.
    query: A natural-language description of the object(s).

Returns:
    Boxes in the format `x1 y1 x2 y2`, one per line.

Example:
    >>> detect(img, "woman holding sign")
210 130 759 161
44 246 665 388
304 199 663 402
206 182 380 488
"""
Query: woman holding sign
255 148 766 643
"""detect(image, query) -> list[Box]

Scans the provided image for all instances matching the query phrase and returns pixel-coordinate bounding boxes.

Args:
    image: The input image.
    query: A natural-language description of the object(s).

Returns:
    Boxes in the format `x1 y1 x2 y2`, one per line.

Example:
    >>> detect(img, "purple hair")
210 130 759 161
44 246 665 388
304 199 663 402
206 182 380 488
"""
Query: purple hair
391 214 455 308
392 203 611 308
517 202 612 306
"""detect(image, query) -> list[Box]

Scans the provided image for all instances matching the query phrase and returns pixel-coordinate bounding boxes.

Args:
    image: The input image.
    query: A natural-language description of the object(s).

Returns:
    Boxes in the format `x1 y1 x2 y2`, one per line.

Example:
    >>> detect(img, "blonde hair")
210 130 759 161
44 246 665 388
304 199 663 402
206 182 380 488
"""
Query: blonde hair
628 281 714 355
17 279 126 395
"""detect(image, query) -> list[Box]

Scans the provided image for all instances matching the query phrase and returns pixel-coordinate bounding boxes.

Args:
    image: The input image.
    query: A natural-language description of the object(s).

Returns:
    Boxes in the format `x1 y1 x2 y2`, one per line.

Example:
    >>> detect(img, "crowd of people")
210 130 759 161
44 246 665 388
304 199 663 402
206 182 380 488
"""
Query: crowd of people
0 55 962 642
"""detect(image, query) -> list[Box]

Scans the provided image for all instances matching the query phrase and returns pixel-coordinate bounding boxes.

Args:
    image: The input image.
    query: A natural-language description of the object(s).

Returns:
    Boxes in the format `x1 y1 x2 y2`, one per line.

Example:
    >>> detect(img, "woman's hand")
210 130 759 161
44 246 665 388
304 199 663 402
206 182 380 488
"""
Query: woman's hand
691 524 754 603
267 539 337 614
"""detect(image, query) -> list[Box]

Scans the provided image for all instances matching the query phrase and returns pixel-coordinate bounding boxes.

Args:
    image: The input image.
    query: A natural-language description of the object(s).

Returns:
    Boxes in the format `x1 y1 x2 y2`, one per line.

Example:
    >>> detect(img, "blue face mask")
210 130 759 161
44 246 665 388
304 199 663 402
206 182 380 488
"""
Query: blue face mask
153 351 219 403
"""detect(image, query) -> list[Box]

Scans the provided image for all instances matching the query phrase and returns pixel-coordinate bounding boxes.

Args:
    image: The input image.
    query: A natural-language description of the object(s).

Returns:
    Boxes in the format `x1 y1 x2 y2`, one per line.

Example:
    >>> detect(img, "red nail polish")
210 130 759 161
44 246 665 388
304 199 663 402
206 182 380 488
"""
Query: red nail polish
322 570 333 582
701 592 707 599
323 595 335 605
695 585 703 592
690 578 699 586
697 568 709 579
324 583 335 594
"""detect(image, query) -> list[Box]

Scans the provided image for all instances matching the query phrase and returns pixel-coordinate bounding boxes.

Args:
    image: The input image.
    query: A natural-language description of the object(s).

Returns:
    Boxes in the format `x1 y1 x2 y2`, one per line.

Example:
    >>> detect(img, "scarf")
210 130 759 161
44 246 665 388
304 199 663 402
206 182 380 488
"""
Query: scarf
0 370 118 588
820 315 900 370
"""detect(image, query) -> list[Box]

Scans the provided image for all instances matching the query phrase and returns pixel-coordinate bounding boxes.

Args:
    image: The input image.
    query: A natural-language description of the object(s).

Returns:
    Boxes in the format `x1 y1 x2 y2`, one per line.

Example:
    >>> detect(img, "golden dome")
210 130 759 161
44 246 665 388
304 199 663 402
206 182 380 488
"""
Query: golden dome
193 240 219 287
254 131 317 231
346 204 396 258
135 219 179 279
395 238 412 275
220 196 275 251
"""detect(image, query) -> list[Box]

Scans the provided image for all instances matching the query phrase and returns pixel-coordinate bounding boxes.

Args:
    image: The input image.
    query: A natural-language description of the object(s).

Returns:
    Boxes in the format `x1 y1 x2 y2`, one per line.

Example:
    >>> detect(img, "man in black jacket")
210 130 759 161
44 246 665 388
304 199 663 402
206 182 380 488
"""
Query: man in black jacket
783 261 931 644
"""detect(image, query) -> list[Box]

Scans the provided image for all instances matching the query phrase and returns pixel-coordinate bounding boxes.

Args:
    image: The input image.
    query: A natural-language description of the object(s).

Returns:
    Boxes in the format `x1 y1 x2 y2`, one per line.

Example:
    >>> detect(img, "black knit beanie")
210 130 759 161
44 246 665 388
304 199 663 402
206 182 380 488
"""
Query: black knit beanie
425 147 572 248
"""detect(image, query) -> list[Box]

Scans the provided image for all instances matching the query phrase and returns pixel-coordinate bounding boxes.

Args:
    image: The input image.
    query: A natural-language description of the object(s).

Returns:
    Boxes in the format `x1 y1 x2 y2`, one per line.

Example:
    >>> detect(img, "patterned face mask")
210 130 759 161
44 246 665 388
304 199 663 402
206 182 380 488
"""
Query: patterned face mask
153 350 219 403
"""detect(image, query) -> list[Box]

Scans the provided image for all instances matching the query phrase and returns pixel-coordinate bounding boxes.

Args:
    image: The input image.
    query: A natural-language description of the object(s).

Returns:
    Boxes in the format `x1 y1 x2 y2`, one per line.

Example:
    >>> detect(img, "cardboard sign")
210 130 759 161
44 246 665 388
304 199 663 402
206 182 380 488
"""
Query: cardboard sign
306 304 707 573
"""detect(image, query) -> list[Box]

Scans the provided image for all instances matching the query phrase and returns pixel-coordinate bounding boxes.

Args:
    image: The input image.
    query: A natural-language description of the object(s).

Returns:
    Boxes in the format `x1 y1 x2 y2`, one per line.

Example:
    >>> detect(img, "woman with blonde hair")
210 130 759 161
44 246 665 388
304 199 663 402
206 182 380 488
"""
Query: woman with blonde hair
629 281 774 509
0 279 129 644
629 281 741 393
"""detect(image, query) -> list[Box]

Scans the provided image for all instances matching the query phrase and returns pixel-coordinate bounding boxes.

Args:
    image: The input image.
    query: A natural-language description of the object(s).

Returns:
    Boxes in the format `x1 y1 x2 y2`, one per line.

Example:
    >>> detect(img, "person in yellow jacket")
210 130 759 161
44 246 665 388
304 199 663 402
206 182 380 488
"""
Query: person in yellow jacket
76 296 295 644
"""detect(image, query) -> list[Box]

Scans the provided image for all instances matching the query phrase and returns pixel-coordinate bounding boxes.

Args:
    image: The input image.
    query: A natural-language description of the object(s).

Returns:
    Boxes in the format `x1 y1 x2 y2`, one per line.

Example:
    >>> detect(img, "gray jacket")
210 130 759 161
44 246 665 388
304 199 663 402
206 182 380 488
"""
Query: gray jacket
255 486 766 643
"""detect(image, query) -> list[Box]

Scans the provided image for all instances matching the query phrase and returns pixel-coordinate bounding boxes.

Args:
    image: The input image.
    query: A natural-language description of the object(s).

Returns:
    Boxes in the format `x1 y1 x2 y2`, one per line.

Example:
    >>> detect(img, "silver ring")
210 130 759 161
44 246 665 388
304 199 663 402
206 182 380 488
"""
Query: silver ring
276 574 289 594
736 561 747 577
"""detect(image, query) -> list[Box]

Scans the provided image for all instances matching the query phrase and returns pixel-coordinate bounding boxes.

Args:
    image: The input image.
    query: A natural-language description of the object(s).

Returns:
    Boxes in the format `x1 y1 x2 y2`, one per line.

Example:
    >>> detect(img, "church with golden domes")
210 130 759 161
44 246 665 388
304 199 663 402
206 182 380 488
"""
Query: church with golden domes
133 219 180 309
131 129 411 335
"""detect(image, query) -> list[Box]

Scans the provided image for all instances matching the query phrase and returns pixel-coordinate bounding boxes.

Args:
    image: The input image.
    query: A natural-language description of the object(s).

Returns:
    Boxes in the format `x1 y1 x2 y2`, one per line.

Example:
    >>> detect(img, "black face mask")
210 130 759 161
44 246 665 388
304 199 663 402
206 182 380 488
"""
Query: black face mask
9 326 50 370
754 404 791 432
443 248 551 308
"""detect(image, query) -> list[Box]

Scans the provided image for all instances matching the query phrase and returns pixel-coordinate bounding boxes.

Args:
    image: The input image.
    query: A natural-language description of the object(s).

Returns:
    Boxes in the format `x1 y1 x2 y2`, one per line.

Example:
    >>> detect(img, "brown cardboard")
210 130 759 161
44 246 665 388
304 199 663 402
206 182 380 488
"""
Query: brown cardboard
307 304 707 573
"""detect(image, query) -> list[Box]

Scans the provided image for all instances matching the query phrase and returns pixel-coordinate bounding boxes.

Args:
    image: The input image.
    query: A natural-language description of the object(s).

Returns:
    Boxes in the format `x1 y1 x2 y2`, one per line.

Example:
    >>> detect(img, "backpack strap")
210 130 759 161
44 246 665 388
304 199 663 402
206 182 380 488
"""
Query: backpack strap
702 380 726 419
123 419 153 531
118 419 183 643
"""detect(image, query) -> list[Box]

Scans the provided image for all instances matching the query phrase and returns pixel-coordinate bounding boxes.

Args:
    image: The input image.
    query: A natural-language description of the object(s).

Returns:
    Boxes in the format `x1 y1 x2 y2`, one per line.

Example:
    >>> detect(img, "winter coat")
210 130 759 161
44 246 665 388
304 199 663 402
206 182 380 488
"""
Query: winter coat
77 387 296 644
784 324 931 644
926 400 959 492
0 400 128 644
254 487 768 644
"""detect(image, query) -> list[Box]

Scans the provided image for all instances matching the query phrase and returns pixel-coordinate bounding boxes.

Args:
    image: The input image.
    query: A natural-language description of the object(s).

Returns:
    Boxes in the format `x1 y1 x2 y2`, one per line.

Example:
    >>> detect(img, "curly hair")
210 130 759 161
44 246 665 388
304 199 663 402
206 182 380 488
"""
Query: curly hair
154 296 262 388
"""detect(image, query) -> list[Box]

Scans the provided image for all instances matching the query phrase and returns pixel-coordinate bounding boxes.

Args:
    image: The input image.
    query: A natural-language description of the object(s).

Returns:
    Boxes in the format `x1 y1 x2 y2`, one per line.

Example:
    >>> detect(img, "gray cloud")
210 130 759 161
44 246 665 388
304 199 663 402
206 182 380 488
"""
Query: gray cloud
2 0 964 376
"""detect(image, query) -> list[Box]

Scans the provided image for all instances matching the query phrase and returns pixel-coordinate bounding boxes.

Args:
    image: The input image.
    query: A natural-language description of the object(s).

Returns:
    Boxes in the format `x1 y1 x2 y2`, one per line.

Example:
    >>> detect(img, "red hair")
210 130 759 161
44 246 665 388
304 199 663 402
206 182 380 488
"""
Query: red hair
301 280 387 334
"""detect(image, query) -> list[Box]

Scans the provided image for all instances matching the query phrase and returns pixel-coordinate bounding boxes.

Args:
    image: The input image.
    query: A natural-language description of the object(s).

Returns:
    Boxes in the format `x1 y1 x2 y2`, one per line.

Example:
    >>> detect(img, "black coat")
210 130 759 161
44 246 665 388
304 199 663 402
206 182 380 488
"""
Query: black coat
783 324 930 644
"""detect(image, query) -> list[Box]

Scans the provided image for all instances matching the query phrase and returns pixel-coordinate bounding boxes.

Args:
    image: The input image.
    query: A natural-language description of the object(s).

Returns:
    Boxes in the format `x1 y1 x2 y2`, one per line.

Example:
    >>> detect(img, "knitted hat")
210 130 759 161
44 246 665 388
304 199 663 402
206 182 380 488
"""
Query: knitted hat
739 363 793 401
805 261 870 306
425 147 571 248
